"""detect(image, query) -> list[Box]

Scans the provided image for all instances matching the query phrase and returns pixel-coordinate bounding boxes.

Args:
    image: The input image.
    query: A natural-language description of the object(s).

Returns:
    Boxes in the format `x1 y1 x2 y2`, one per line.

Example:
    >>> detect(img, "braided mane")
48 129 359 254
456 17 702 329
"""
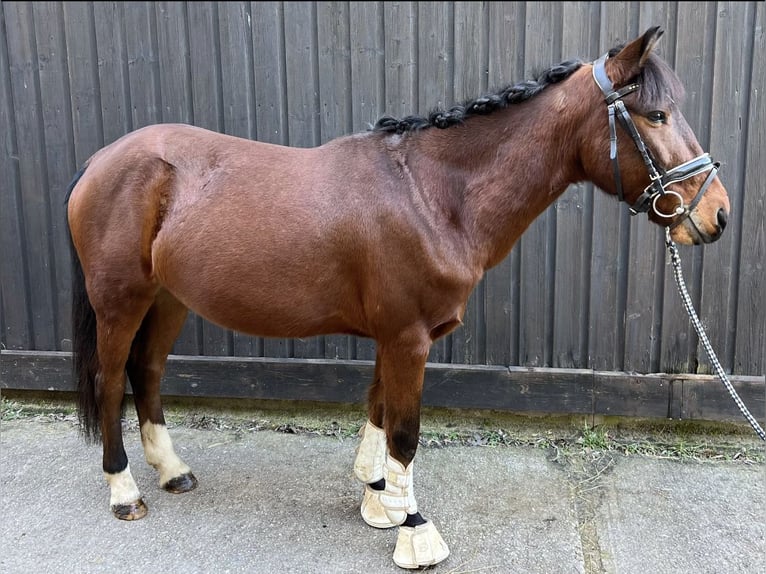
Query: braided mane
373 58 584 134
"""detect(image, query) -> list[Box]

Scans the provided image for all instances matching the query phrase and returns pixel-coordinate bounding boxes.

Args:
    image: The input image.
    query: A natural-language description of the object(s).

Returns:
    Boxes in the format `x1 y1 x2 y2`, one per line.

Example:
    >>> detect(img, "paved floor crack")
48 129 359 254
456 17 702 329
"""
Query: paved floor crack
548 446 616 574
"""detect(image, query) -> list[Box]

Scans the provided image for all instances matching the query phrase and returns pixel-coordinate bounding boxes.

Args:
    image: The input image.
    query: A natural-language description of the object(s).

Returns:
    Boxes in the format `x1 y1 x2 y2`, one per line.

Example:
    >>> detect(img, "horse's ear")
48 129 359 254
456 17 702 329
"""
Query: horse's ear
607 26 664 85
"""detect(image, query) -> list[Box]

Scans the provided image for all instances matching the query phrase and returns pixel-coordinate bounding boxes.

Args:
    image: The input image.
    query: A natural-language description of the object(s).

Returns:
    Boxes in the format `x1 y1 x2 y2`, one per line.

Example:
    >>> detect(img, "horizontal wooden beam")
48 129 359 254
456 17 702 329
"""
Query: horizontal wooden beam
1 351 763 424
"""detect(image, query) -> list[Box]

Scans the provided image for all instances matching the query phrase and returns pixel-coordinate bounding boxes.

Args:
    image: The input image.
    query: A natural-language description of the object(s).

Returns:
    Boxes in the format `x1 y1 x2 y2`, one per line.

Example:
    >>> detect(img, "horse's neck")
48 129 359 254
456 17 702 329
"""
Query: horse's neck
413 96 586 270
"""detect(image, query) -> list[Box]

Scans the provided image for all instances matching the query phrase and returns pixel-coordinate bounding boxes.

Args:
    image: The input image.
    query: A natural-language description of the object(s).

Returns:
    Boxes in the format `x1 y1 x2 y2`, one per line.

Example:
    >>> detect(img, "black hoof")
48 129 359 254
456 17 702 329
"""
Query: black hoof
112 498 148 521
163 472 198 494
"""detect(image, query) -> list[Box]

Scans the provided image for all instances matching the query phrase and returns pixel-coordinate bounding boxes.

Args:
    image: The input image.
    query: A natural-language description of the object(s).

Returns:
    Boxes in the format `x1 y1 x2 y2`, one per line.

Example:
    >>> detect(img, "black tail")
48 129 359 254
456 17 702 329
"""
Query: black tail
66 164 101 442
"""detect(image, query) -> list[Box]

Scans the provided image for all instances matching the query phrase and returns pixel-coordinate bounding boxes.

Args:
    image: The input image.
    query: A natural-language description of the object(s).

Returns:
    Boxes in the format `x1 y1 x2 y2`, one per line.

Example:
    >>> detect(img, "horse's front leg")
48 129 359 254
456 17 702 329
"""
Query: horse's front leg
355 331 449 569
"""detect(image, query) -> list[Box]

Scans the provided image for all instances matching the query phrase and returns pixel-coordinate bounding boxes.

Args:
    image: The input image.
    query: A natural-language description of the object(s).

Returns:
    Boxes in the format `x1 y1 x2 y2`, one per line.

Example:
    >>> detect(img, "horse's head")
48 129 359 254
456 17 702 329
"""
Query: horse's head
581 26 730 245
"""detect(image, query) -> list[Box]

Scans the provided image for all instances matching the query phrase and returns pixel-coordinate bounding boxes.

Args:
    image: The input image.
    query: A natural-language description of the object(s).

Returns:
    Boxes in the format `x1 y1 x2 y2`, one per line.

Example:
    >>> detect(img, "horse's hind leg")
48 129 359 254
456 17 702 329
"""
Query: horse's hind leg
94 293 155 520
127 289 197 494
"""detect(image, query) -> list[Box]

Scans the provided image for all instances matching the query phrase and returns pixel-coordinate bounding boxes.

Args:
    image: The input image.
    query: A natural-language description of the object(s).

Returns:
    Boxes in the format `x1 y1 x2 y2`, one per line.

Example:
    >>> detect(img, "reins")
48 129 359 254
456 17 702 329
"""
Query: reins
665 228 766 441
592 52 764 440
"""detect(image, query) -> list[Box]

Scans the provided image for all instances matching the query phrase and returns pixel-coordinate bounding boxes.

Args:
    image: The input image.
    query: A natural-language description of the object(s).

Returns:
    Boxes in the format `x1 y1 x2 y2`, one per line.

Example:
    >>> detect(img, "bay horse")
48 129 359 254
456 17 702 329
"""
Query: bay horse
67 27 729 569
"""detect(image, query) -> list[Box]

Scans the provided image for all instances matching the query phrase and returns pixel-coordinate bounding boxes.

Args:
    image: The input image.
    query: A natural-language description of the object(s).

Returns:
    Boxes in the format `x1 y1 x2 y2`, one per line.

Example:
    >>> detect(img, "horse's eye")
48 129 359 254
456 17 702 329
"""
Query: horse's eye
648 110 667 124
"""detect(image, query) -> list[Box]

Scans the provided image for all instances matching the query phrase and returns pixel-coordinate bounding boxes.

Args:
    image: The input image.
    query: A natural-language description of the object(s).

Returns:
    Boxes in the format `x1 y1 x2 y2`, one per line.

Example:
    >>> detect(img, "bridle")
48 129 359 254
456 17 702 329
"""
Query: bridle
591 53 719 229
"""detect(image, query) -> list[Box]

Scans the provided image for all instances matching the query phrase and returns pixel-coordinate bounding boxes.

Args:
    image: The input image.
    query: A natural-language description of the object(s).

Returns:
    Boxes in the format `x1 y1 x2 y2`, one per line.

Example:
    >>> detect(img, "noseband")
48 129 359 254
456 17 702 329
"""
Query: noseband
592 53 719 229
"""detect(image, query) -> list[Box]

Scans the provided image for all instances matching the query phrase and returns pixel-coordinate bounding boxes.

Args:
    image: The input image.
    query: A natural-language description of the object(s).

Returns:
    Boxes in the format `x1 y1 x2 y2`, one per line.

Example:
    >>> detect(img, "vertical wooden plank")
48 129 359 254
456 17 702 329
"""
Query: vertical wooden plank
699 1 753 373
0 0 31 350
317 1 352 360
34 1 77 351
156 1 192 124
416 1 452 115
450 1 488 366
4 1 57 350
734 2 764 375
587 2 638 371
623 2 676 374
349 0 384 362
252 1 290 358
187 2 232 358
61 2 103 350
124 1 161 129
383 1 417 120
218 1 262 358
283 1 322 359
64 3 103 163
93 2 132 145
154 1 201 357
252 1 287 146
659 1 717 374
418 1 453 363
553 1 601 369
484 1 525 367
379 0 416 363
517 2 562 368
349 1 384 132
219 2 256 140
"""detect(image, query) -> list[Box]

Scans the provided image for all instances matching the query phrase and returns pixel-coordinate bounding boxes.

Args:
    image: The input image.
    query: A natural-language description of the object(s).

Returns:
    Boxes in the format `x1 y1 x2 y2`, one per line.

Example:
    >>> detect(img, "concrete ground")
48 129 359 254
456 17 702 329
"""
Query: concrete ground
1 398 764 574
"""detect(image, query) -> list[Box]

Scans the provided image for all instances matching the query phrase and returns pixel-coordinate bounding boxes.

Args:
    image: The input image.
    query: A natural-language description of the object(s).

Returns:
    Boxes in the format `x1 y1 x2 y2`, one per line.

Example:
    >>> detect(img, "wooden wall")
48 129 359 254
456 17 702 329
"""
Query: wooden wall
1 2 763 402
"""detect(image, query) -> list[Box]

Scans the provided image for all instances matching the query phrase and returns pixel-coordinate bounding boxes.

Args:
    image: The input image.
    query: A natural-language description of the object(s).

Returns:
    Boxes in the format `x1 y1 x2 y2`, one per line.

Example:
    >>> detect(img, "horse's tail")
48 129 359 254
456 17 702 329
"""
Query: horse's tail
66 164 101 443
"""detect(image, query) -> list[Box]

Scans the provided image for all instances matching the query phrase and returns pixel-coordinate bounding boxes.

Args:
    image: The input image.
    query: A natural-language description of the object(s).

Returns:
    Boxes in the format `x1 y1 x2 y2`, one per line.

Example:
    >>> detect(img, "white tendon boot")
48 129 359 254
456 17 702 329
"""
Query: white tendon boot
354 421 398 528
353 420 386 483
383 456 449 569
379 455 417 525
393 521 450 569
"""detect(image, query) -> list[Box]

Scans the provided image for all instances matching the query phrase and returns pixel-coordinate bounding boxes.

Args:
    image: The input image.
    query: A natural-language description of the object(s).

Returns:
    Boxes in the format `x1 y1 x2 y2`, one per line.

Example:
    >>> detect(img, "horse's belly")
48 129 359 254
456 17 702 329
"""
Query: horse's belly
152 244 361 338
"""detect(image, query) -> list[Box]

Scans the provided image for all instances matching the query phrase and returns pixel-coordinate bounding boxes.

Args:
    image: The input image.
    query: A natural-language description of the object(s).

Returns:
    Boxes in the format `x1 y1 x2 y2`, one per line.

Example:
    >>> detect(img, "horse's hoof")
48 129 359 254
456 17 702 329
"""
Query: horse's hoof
111 498 148 521
361 485 401 529
393 521 450 569
163 472 198 494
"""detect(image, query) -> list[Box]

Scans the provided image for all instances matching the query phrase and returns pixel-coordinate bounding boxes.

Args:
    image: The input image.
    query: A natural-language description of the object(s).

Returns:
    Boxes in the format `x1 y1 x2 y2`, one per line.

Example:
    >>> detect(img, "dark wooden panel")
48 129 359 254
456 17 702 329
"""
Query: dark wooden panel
251 1 290 359
553 2 600 370
416 1 453 114
188 2 233 358
622 3 676 374
155 1 192 124
349 1 384 362
154 2 200 356
93 2 132 144
517 2 562 368
5 1 57 351
217 2 263 359
733 2 765 375
317 1 352 361
0 0 31 350
699 1 753 373
417 1 453 363
35 1 77 352
587 3 637 371
680 375 766 424
382 2 417 121
594 371 671 419
484 1 525 367
6 351 762 426
659 1 717 373
450 1 488 366
1 1 765 386
124 2 161 129
283 1 321 360
424 366 593 413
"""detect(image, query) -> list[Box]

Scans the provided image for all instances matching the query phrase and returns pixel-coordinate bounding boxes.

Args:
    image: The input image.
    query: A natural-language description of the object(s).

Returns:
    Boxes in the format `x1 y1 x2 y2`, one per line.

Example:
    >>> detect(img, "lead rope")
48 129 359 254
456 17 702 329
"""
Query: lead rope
665 227 766 440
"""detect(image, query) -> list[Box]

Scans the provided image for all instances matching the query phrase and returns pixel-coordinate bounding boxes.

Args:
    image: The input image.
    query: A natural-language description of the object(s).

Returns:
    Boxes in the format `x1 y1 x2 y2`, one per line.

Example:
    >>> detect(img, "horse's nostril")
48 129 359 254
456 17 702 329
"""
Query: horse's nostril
716 208 728 231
